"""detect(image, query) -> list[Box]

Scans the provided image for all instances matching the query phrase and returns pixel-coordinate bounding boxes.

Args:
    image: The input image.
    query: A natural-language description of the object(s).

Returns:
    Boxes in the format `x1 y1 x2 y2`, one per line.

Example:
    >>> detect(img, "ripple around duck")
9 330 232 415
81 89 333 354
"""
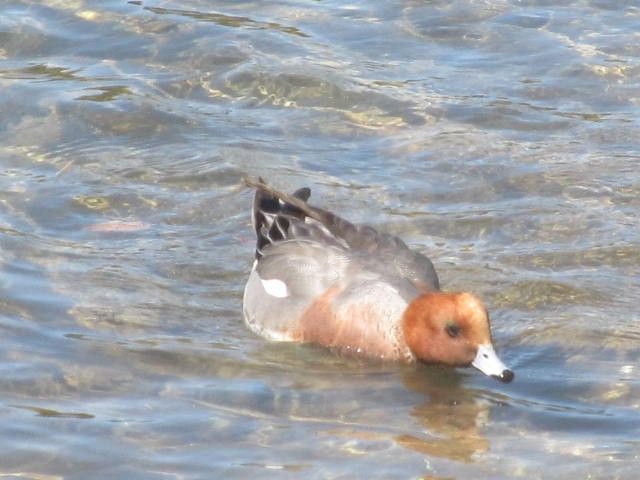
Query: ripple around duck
492 279 606 310
142 5 309 38
500 244 640 270
219 68 424 125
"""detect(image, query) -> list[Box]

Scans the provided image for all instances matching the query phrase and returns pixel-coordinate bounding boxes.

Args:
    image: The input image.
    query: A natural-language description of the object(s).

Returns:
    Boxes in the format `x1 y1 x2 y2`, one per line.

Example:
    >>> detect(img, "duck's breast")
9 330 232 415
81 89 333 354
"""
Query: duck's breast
297 278 415 361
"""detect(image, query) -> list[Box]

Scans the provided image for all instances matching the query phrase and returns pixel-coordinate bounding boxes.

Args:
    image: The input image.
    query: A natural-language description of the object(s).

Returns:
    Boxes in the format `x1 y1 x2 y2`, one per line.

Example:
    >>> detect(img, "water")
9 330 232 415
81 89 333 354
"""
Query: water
1 0 639 478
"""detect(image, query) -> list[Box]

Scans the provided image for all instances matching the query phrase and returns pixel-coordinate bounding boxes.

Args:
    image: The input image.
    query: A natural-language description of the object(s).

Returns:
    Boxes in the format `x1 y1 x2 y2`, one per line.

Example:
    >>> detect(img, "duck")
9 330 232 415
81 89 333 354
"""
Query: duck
242 178 514 383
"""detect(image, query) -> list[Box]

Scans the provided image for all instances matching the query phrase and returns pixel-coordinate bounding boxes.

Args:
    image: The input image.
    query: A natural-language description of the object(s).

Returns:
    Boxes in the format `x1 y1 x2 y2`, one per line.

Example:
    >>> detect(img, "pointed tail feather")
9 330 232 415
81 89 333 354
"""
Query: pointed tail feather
247 177 314 259
245 177 362 251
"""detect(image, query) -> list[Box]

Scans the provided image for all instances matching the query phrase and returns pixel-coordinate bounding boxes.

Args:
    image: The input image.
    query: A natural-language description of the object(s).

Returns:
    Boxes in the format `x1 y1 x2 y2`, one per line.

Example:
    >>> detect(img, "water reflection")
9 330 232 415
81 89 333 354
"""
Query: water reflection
396 367 490 462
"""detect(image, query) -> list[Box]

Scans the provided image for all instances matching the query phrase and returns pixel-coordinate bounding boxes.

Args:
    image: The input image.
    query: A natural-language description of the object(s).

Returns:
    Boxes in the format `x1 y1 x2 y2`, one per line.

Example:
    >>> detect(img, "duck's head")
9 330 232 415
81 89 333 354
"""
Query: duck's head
402 292 514 383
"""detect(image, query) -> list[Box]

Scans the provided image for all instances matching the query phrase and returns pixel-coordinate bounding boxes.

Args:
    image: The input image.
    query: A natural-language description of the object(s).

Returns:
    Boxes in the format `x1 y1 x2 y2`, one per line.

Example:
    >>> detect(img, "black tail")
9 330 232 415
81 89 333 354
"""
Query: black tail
248 177 311 259
246 177 369 257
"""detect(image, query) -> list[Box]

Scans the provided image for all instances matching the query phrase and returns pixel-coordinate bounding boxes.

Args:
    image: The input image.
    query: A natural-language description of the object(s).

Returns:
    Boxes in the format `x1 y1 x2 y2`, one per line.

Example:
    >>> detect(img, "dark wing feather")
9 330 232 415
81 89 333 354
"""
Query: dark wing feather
246 177 440 291
251 177 313 259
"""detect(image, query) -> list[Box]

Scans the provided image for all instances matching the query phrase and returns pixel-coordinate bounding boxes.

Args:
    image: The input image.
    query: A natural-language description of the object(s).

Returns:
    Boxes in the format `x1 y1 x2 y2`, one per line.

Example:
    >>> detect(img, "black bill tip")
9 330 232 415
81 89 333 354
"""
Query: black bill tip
492 369 514 383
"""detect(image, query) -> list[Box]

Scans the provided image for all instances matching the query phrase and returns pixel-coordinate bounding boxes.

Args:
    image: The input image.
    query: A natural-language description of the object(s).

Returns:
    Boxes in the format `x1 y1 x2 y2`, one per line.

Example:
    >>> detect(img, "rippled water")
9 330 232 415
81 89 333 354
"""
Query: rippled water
1 0 639 478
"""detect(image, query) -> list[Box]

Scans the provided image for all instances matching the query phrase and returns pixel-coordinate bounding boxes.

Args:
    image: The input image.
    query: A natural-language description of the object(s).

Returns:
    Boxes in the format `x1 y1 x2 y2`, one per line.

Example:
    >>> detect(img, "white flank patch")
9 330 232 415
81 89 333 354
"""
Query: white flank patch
260 278 289 298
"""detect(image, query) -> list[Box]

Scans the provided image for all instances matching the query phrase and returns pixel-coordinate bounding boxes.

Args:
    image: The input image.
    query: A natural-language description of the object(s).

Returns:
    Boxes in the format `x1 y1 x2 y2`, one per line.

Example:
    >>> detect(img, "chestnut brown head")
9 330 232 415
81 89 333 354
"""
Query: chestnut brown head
402 292 513 383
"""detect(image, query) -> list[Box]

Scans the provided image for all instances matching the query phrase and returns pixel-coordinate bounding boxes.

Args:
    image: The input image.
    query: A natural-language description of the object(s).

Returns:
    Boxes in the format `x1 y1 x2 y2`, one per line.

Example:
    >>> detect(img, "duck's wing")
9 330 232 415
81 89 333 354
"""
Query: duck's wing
247 178 440 293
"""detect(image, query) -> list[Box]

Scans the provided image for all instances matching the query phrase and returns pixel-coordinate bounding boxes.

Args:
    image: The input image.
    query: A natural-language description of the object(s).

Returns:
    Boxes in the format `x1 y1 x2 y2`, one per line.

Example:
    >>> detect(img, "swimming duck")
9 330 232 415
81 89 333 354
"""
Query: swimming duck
242 178 513 383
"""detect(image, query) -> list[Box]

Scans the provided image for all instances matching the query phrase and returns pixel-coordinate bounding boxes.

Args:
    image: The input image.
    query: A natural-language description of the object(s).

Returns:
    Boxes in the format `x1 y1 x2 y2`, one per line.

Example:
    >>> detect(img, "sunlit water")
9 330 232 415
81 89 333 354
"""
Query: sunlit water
1 1 639 478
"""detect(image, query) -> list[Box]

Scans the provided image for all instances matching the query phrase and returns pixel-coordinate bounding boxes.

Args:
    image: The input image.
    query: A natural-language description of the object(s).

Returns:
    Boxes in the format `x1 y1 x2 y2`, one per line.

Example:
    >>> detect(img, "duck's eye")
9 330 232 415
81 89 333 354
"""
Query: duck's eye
445 323 461 338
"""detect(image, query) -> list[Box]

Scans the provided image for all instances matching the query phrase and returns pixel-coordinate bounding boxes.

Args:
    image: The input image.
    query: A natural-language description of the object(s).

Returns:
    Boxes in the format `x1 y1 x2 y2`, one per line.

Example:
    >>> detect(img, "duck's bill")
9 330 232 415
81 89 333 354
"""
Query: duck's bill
472 344 514 383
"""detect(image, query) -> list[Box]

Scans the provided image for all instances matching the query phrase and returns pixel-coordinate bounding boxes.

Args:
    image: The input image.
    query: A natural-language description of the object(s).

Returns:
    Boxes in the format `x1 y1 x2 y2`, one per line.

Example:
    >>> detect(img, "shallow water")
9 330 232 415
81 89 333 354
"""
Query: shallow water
1 0 639 478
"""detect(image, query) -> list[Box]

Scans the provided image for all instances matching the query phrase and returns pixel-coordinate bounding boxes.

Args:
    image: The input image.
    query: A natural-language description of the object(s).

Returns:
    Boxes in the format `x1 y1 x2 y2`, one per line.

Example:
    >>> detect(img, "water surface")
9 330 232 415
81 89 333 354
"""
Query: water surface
1 1 639 478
